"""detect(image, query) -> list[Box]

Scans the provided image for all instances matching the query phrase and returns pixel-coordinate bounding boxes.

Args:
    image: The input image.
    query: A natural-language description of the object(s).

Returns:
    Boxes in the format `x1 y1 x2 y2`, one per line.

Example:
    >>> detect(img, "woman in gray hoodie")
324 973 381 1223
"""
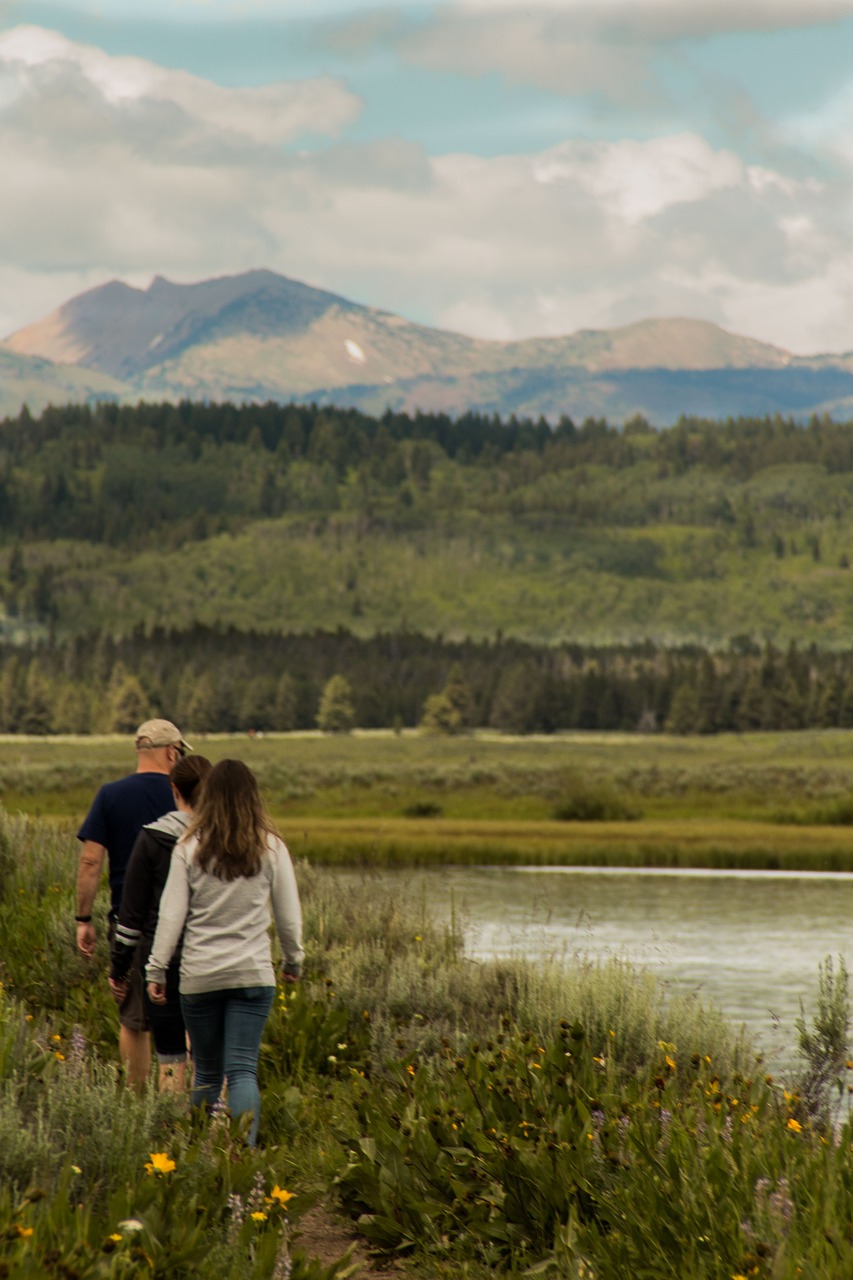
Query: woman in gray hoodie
146 758 303 1145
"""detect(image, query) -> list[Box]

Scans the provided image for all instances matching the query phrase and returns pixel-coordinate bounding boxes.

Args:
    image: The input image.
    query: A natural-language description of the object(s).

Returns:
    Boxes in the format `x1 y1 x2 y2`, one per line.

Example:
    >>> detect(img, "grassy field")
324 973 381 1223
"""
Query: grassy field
3 800 853 1277
6 727 853 869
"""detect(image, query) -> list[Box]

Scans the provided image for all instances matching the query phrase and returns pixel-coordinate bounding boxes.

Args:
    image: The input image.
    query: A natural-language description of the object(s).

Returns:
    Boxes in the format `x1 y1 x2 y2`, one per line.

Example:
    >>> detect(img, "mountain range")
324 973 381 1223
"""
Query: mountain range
6 268 853 423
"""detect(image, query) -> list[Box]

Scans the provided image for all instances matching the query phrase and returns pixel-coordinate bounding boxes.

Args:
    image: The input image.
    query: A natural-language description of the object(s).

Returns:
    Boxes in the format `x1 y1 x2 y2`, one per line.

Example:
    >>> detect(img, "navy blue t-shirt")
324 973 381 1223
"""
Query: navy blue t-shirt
77 772 175 912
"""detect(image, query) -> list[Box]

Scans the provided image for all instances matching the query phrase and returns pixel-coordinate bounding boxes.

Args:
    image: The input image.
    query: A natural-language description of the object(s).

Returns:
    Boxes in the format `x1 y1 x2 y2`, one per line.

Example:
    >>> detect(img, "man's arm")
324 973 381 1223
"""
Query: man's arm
76 839 106 957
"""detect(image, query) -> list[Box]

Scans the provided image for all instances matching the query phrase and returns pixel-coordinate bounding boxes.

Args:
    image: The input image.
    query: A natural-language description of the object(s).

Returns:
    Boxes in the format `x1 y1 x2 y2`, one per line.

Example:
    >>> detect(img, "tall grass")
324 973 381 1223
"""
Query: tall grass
4 802 853 1276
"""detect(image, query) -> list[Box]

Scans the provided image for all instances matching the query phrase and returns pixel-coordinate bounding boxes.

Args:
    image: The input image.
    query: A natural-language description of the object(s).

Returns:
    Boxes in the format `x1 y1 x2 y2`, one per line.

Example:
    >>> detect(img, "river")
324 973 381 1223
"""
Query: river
363 866 853 1064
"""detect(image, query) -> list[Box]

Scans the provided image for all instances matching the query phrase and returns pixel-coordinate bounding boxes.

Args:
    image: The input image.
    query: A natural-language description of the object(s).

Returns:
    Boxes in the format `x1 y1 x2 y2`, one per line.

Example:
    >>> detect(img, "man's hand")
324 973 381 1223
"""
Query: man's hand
108 975 127 1002
147 981 167 1005
76 840 105 957
76 921 97 957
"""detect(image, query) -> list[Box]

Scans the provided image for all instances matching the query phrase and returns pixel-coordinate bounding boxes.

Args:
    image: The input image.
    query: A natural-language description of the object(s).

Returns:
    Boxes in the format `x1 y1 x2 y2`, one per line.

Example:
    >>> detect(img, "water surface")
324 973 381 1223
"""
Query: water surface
364 866 853 1063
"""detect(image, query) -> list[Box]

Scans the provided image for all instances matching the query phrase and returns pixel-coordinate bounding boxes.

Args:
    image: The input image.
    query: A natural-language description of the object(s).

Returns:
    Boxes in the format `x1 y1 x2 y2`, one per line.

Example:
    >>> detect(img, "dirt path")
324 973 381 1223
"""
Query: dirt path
296 1203 405 1278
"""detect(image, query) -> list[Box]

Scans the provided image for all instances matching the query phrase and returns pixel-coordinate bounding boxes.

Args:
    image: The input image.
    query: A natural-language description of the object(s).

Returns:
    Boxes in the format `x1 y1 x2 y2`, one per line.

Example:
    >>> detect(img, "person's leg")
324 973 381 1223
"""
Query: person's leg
180 990 226 1114
222 986 275 1145
119 1025 151 1089
145 964 189 1094
118 959 152 1090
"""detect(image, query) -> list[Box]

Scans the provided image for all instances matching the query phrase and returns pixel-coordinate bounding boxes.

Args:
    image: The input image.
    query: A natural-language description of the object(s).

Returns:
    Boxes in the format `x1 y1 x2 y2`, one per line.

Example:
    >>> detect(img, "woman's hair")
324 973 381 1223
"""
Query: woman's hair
185 758 278 881
169 754 212 808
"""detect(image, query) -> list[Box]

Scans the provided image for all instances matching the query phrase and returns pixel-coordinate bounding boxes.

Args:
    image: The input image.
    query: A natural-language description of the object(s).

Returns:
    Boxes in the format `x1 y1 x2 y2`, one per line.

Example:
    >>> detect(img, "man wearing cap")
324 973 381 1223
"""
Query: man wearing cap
76 718 191 1087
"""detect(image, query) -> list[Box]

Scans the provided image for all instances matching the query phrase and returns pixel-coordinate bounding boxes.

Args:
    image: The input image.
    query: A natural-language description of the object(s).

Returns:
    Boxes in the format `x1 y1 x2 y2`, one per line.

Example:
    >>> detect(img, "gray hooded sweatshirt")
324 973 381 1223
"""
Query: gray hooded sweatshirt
145 832 303 993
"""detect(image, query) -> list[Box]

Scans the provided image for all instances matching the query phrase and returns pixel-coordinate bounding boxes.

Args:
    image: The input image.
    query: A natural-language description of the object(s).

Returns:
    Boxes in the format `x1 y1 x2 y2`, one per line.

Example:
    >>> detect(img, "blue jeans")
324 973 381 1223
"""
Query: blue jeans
180 986 275 1145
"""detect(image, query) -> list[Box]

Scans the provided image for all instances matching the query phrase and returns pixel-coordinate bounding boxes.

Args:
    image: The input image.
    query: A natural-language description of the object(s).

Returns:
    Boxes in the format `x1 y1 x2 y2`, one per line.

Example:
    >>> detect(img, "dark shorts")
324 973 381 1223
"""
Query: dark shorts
144 962 187 1063
107 918 149 1034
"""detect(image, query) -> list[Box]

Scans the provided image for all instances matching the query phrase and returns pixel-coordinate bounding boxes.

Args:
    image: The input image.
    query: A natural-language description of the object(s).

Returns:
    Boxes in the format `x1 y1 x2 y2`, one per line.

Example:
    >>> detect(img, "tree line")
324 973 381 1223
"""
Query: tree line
5 627 853 737
5 399 853 552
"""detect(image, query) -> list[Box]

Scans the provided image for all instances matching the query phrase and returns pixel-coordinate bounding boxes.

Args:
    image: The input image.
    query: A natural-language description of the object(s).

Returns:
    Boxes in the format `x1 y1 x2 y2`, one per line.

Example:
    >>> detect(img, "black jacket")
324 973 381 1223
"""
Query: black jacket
109 810 189 982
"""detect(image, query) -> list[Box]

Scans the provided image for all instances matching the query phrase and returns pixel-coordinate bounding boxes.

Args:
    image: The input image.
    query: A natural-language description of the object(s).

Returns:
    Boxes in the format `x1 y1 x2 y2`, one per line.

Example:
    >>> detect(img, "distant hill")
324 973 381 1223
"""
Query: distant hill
6 269 853 422
0 347 127 420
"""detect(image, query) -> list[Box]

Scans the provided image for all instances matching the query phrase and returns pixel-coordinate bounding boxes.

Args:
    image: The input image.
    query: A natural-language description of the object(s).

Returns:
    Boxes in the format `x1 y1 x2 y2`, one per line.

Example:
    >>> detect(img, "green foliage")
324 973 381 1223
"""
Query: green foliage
12 402 853 652
334 1018 853 1277
551 773 641 822
793 956 850 1120
9 798 853 1275
317 675 355 734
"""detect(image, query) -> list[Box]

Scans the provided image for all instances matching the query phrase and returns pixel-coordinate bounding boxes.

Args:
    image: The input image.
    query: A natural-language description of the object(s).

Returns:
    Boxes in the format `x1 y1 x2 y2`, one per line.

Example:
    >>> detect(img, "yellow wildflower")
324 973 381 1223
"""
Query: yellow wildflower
108 1234 122 1243
144 1152 176 1175
406 1064 415 1076
665 1055 676 1071
269 1186 294 1207
251 1211 267 1223
787 1117 802 1133
15 1225 34 1238
55 1052 65 1061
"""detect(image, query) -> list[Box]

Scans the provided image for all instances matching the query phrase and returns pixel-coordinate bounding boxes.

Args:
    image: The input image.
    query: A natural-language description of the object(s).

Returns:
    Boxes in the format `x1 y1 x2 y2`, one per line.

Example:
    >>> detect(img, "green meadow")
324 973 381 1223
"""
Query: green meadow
5 727 853 868
3 738 853 1278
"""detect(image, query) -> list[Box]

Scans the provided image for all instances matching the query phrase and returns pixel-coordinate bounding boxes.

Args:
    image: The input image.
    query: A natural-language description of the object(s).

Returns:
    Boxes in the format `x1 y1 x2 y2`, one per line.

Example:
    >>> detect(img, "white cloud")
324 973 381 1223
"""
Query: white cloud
446 0 853 38
396 2 853 102
535 135 743 224
0 26 361 145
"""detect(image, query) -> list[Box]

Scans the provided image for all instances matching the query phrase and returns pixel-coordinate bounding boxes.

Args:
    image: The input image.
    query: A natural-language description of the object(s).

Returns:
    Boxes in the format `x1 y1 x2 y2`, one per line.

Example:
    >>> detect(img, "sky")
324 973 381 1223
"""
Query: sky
4 0 853 352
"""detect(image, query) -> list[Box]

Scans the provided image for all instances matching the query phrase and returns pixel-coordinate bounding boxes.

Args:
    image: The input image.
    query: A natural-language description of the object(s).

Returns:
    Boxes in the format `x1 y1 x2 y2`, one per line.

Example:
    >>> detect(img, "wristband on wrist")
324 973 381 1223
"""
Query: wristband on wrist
75 914 92 923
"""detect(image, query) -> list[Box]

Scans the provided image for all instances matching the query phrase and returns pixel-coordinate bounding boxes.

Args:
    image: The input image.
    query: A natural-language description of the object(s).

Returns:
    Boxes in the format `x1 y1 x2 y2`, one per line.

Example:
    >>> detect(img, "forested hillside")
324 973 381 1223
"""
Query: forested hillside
6 400 853 650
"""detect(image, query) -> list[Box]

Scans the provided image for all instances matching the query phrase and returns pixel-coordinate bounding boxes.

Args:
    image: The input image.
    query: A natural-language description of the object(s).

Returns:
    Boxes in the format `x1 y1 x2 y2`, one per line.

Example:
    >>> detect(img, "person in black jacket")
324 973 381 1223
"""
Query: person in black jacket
109 754 212 1091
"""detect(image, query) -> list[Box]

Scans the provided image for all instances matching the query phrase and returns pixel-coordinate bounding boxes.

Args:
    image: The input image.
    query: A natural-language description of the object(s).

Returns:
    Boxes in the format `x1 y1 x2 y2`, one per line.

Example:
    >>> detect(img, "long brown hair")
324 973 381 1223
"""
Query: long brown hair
185 758 278 881
170 755 212 807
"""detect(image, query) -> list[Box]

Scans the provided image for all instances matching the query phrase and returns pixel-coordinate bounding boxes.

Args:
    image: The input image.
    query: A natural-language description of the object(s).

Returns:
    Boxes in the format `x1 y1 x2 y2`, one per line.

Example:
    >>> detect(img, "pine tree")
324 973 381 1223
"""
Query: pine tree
274 673 298 731
109 674 150 733
317 674 355 734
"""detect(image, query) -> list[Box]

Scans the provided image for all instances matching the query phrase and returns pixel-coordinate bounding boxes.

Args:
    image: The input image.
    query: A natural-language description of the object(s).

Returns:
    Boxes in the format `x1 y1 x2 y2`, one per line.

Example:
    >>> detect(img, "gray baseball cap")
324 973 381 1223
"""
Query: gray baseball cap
134 719 192 752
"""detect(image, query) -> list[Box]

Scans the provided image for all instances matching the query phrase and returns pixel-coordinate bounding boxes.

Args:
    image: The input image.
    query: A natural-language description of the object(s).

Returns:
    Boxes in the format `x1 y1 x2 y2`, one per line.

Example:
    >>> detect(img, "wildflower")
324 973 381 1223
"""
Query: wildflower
55 1052 65 1061
71 1165 82 1175
226 1194 245 1227
108 1234 122 1243
268 1186 294 1208
247 1172 266 1214
406 1064 415 1076
144 1152 176 1175
251 1211 267 1223
117 1220 144 1232
786 1118 802 1133
337 1042 347 1050
415 934 422 942
14 1225 33 1238
51 1034 61 1043
665 1055 676 1071
327 1055 337 1064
